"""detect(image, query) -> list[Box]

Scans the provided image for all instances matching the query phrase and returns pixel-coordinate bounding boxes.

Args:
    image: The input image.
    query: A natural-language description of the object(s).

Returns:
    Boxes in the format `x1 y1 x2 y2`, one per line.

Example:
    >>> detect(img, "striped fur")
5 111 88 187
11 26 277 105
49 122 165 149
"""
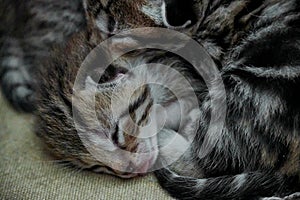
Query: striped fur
154 0 300 199
0 0 85 111
13 0 300 199
35 31 203 178
0 0 165 112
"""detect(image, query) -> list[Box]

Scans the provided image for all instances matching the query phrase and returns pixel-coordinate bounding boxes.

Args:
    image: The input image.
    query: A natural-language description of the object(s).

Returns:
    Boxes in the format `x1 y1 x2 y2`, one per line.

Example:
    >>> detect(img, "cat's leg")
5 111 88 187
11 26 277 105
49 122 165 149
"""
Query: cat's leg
0 37 35 112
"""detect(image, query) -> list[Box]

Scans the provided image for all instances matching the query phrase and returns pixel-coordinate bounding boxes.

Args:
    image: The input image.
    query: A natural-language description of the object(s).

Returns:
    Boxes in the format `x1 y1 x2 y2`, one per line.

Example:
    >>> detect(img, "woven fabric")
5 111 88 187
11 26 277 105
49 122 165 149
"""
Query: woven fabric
0 93 173 200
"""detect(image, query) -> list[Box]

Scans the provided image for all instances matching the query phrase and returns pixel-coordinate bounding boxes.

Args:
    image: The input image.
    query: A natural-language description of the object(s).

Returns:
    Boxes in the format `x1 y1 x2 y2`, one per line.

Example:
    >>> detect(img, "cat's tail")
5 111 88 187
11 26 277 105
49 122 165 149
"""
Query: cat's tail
0 38 35 112
155 168 291 200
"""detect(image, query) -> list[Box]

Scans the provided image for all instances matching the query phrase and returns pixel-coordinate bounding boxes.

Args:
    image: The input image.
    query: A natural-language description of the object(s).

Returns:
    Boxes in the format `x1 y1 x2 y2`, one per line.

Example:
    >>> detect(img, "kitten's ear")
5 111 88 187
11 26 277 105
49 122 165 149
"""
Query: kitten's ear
161 0 196 28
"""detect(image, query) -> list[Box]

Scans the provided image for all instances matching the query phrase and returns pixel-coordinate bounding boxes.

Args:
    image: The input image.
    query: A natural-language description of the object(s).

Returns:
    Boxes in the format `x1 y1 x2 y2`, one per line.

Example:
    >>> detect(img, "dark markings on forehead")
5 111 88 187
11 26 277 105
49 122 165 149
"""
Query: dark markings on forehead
128 86 149 115
118 86 149 119
137 98 153 126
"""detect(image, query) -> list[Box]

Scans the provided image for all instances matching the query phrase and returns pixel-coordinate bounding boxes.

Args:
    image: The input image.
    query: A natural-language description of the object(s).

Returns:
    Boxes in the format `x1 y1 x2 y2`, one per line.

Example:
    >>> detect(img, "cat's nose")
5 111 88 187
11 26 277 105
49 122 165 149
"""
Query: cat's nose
162 0 196 28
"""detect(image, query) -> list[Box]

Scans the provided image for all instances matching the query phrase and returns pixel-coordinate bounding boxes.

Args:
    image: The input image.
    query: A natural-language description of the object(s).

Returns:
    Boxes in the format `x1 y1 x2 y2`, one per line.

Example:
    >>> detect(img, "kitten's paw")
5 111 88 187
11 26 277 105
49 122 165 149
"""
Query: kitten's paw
1 38 36 112
1 79 36 112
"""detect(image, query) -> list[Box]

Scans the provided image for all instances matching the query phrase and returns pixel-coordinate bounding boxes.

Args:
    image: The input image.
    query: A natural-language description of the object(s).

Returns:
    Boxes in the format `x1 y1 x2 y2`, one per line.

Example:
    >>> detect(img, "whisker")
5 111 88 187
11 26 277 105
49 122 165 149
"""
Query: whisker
53 165 85 184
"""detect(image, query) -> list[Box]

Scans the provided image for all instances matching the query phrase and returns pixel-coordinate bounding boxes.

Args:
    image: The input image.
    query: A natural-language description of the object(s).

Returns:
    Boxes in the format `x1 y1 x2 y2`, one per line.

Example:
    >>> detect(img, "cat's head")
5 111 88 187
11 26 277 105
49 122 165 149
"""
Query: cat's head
36 0 201 178
36 32 164 178
36 28 200 177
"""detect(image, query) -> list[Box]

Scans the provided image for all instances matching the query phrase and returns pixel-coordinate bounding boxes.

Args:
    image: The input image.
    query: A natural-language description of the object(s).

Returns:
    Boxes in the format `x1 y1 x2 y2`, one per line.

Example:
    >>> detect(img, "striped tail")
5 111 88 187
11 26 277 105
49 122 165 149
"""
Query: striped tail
0 37 35 112
155 168 291 200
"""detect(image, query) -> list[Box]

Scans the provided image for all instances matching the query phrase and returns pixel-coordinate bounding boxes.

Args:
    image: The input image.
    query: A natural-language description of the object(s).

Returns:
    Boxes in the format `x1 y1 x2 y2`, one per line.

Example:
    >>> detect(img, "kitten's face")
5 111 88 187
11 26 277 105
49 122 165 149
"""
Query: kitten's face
37 29 198 177
72 65 161 177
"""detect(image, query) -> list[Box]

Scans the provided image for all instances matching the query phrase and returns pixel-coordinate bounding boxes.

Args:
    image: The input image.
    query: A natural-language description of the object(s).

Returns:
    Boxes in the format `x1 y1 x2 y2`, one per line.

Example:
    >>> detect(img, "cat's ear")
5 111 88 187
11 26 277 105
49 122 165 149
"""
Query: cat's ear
161 0 196 29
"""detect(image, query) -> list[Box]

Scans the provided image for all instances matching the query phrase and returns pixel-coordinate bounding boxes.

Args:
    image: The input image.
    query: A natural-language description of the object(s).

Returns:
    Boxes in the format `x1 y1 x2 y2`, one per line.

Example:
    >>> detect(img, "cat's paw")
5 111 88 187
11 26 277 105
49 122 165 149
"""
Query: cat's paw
0 60 36 112
1 78 36 112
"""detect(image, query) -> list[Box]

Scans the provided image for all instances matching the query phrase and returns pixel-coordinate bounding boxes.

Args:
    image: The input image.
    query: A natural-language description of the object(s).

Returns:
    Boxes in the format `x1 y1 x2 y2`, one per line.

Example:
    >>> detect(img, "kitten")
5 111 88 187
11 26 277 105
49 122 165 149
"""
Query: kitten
155 0 300 199
6 0 300 199
35 31 204 178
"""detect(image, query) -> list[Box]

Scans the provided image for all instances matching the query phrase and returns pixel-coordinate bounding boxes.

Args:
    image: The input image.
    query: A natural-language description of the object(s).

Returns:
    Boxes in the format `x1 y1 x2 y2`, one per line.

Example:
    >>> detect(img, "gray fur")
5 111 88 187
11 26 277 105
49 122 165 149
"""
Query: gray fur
0 0 85 111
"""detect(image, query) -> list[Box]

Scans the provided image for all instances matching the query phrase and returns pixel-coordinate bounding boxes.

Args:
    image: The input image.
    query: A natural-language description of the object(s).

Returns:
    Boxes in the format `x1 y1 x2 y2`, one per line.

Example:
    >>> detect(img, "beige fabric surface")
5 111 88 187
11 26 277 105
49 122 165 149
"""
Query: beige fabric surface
0 92 173 200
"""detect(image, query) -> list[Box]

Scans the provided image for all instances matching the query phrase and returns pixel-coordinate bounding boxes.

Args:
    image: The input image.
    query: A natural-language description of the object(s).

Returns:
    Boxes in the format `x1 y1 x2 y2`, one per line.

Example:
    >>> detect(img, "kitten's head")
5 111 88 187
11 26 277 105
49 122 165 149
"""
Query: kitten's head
36 28 200 177
36 32 162 178
36 0 201 178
